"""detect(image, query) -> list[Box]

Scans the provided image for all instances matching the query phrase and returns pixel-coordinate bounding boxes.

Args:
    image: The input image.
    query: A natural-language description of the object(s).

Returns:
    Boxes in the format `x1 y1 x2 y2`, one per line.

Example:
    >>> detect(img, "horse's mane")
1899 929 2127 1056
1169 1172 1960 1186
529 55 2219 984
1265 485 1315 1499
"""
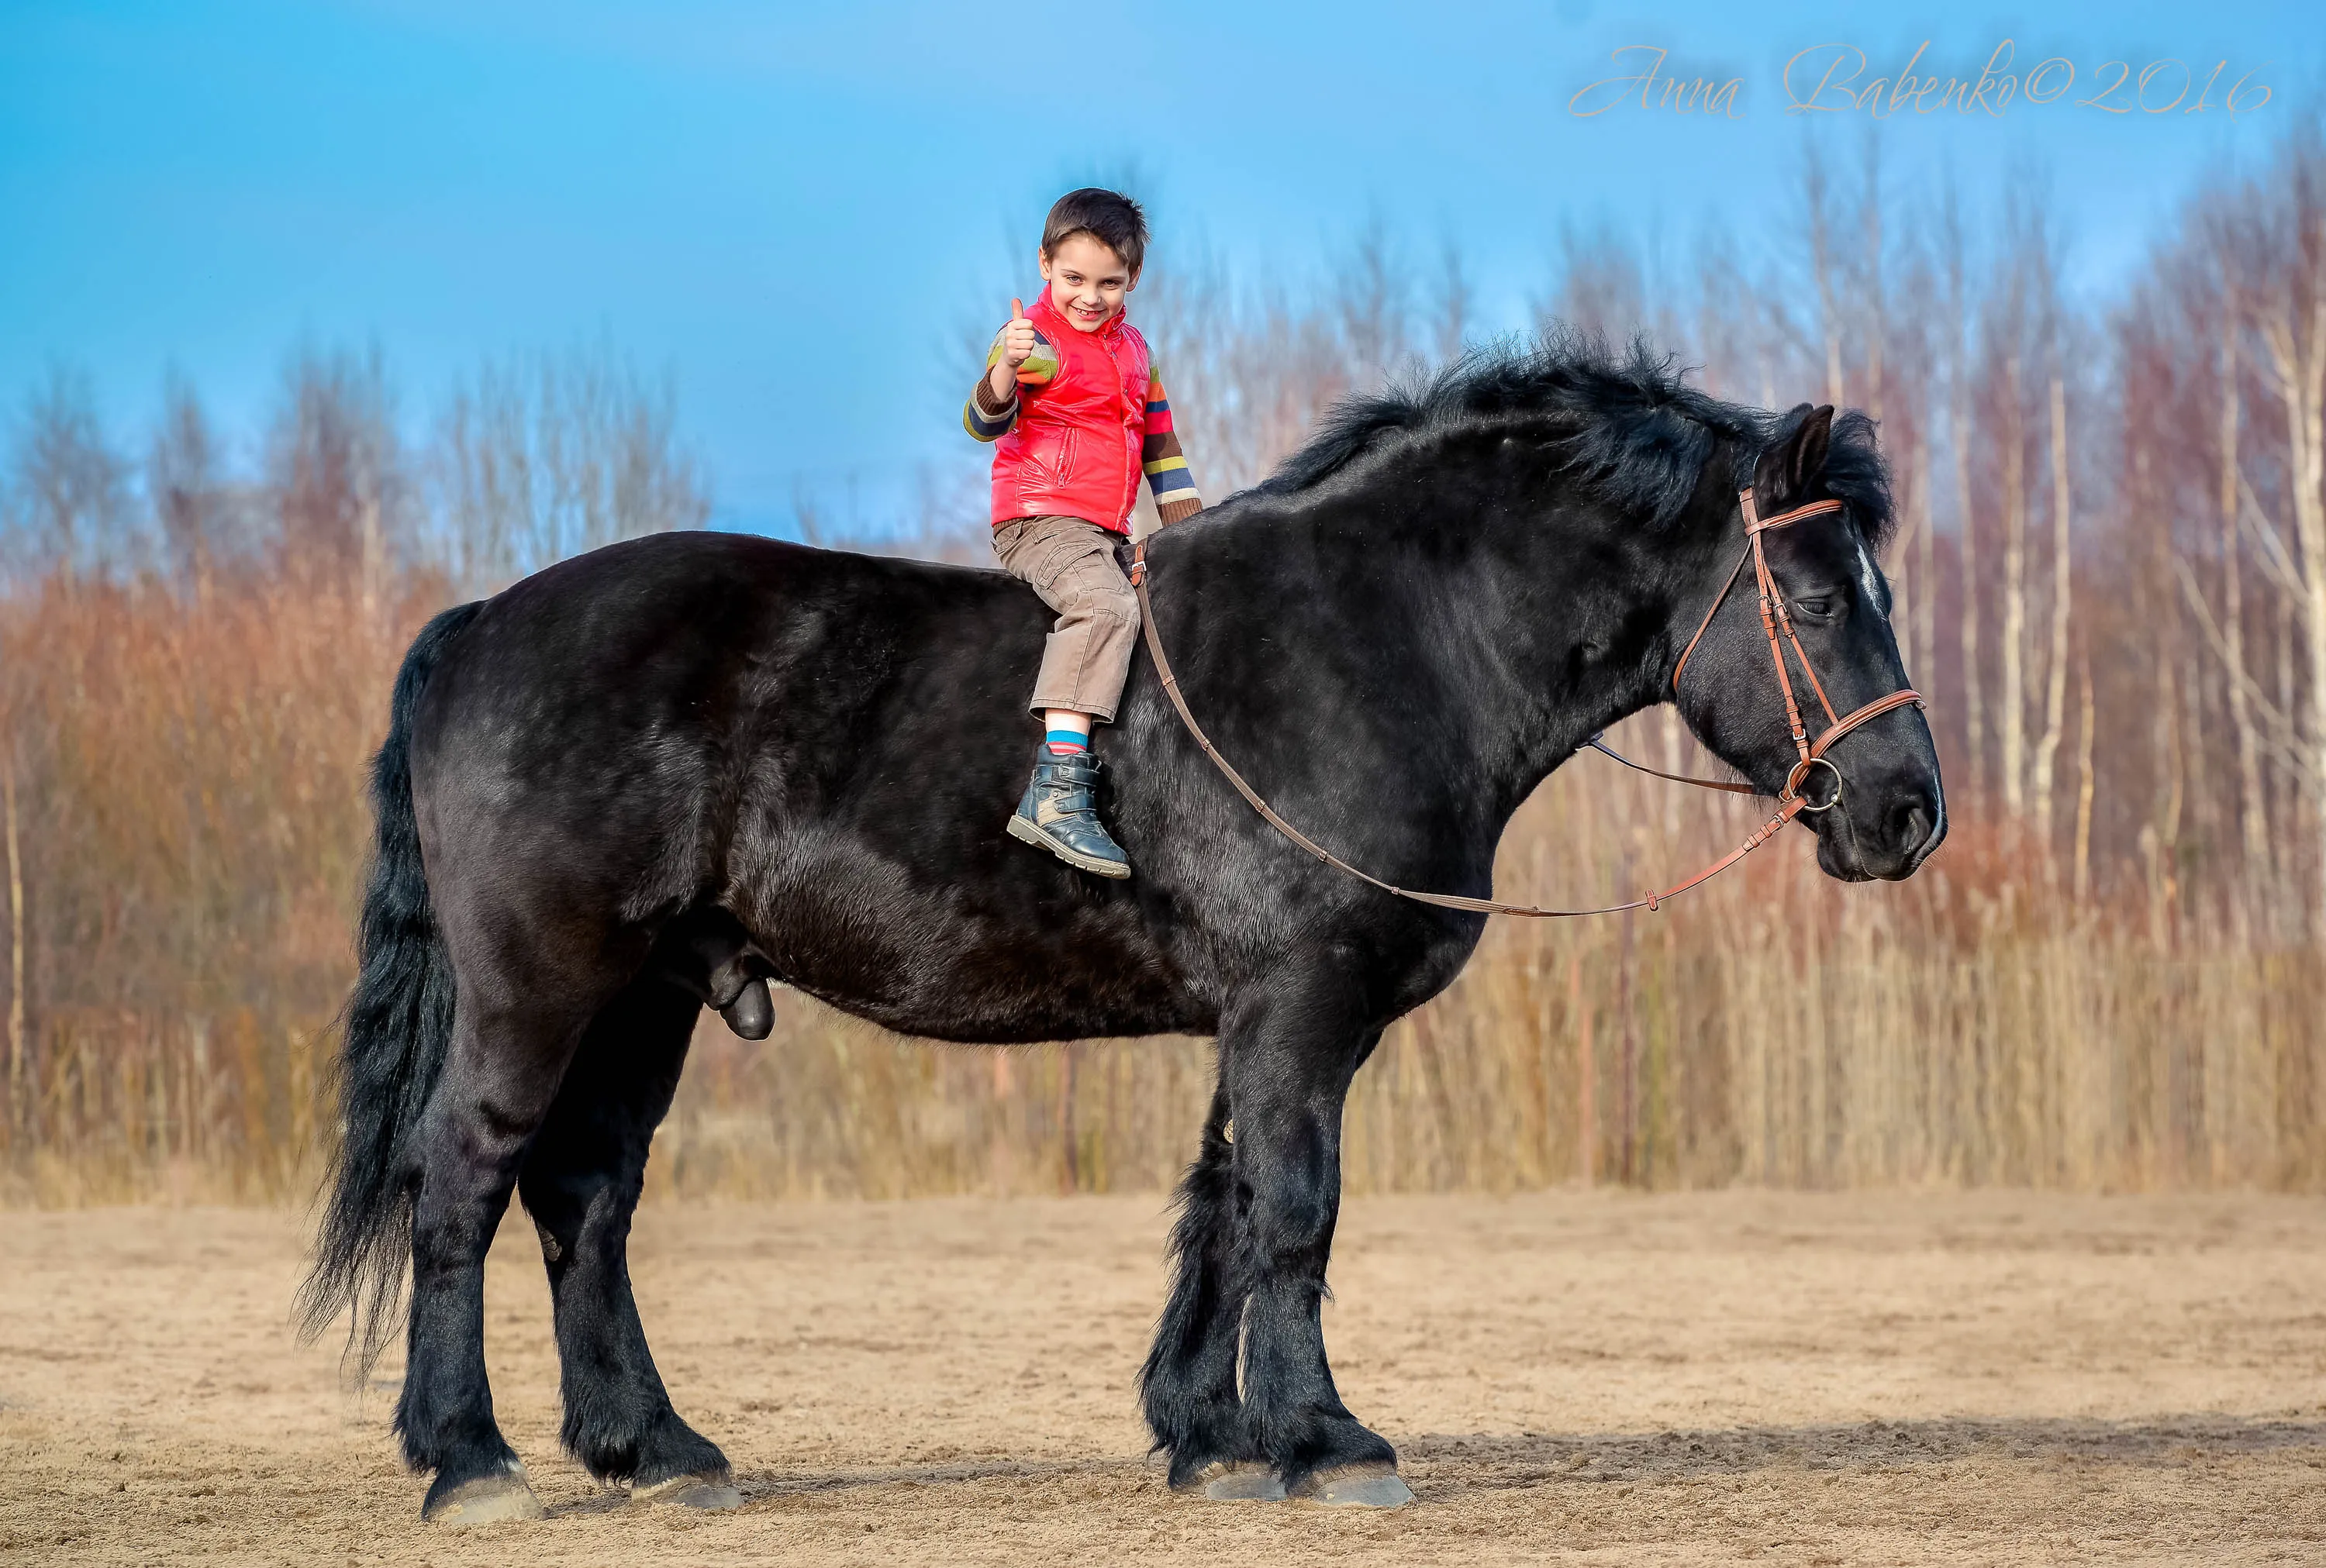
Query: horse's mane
1247 328 1896 551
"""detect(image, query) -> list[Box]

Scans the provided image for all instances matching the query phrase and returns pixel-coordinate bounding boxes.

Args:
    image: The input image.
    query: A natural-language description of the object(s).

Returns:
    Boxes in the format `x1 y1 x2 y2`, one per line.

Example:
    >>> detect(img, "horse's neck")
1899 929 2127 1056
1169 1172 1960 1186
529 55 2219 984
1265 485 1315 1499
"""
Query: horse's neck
1274 454 1698 821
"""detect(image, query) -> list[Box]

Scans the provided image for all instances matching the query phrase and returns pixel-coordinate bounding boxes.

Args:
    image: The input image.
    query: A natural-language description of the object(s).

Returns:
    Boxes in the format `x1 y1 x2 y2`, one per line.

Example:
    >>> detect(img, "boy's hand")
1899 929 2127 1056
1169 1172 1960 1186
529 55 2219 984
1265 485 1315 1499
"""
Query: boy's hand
986 298 1037 404
999 298 1037 369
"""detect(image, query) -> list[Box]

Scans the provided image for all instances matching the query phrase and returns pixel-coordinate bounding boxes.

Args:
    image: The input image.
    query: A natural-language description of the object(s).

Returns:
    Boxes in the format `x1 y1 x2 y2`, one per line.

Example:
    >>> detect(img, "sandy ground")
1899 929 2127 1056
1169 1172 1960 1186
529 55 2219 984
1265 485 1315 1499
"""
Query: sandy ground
2 1191 2323 1566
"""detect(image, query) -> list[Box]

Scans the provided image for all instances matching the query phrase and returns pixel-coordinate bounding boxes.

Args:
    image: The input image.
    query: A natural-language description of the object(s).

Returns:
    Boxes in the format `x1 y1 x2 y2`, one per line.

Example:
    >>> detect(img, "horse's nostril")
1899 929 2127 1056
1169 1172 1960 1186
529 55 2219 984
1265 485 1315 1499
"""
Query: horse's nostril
1892 801 1935 860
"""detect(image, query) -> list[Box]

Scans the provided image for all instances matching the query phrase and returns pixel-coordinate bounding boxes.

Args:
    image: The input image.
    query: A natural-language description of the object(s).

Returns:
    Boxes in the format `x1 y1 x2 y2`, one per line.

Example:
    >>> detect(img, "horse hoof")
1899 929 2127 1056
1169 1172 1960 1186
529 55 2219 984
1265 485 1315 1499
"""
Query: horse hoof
1292 1463 1413 1508
422 1460 546 1526
633 1469 744 1511
1179 1460 1286 1502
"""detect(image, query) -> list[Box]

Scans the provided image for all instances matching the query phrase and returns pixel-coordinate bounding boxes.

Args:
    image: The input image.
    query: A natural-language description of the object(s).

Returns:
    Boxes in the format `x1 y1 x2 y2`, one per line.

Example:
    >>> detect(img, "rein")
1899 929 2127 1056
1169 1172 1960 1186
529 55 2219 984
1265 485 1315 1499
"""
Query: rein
1127 488 1925 918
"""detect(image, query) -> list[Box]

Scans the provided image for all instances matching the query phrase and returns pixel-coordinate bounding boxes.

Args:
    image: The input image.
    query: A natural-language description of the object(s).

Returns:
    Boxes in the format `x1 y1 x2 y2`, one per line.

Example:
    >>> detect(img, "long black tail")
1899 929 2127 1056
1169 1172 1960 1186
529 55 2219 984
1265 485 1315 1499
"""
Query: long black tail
296 600 485 1376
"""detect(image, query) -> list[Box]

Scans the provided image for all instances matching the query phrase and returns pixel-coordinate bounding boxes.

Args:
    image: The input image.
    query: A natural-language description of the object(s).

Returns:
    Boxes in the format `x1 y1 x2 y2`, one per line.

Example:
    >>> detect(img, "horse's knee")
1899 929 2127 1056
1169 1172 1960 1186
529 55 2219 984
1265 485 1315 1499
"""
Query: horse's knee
1236 1118 1339 1268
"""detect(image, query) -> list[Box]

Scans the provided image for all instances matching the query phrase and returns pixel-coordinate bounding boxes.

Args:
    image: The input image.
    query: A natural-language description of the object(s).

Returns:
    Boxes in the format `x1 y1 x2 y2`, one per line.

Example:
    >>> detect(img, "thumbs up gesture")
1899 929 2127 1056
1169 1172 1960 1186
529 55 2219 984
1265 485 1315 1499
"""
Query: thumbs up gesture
999 298 1037 370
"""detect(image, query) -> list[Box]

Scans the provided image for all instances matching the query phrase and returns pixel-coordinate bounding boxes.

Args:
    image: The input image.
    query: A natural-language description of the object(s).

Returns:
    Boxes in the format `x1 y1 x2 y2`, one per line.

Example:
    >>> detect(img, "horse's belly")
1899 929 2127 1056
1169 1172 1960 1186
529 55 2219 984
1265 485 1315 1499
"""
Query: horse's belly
734 856 1207 1045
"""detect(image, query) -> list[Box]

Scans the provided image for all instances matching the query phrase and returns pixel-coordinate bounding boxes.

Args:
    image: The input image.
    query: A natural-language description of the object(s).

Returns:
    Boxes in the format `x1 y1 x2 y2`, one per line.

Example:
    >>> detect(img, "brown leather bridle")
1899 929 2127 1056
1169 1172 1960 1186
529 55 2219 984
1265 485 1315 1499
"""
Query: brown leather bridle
1127 487 1926 918
1661 489 1928 814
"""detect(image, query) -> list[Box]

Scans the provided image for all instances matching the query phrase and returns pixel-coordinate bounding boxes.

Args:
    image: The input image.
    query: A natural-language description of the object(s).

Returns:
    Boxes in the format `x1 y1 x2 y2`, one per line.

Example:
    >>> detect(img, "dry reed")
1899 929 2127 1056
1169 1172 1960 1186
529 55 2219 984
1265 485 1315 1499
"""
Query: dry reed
2 579 2316 1207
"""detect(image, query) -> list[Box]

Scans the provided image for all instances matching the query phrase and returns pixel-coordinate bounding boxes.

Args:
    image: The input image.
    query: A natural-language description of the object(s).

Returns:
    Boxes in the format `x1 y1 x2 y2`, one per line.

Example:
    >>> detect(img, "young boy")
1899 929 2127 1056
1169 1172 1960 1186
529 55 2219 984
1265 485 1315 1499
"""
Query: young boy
964 188 1203 880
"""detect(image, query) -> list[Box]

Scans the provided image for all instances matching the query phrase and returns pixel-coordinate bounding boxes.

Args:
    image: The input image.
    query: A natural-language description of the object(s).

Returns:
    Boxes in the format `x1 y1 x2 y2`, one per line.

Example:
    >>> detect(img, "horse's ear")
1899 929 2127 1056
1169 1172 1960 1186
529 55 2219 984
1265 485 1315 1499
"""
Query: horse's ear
1754 404 1834 511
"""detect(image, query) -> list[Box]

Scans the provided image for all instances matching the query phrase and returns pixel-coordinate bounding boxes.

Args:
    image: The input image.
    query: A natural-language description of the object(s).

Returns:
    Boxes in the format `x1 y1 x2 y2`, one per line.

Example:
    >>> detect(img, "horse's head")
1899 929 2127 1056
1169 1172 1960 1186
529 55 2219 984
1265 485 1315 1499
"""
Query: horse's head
1671 404 1945 882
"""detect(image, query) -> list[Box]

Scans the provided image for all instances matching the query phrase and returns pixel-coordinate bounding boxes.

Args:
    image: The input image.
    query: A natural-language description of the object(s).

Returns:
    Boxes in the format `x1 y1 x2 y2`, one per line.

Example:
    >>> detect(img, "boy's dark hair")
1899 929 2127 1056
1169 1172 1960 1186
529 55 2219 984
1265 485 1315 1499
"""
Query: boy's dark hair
1042 188 1147 276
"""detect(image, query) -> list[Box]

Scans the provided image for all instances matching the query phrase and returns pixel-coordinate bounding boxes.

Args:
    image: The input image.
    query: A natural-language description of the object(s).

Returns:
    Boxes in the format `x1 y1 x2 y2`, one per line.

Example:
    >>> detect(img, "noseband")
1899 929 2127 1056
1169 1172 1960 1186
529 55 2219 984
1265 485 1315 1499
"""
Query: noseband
1128 487 1925 918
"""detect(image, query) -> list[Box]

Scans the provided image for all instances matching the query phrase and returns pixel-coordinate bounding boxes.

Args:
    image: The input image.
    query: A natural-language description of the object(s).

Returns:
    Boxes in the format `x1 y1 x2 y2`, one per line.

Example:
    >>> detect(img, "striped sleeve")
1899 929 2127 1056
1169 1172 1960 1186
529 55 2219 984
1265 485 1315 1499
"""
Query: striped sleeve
962 329 1020 442
1141 366 1203 526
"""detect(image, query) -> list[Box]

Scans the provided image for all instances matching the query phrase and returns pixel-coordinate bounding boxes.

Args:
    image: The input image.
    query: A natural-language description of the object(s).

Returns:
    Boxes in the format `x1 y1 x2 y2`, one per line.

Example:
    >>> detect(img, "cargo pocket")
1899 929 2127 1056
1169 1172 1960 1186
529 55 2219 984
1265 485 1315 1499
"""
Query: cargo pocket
1030 527 1110 599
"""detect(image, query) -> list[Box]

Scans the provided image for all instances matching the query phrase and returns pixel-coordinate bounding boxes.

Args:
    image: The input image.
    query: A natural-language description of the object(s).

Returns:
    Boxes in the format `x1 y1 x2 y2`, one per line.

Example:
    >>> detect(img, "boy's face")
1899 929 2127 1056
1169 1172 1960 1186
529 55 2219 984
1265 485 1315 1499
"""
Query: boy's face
1038 233 1137 332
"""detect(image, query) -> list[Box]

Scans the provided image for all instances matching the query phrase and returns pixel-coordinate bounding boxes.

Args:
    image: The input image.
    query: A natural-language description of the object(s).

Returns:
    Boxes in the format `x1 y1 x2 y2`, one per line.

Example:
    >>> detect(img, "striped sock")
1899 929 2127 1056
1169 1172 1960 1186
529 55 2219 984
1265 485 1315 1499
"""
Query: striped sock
1044 728 1090 754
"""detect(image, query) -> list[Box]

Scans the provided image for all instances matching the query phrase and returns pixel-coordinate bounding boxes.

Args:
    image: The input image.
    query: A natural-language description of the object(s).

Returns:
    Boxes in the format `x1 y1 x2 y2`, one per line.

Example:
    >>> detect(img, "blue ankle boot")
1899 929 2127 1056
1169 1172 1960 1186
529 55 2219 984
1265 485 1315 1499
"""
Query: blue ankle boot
1006 743 1132 879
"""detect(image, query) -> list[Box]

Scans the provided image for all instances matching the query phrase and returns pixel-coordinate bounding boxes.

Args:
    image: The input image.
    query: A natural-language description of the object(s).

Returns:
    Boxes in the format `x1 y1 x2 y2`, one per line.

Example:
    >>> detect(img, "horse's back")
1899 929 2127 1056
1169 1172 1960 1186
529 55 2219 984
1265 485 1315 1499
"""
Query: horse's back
408 531 1205 1042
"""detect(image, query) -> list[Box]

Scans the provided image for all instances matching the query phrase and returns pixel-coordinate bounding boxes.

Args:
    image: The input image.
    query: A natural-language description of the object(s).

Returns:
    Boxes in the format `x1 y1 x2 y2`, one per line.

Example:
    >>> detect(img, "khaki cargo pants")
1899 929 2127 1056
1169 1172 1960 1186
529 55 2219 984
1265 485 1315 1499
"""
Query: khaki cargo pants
992 515 1140 723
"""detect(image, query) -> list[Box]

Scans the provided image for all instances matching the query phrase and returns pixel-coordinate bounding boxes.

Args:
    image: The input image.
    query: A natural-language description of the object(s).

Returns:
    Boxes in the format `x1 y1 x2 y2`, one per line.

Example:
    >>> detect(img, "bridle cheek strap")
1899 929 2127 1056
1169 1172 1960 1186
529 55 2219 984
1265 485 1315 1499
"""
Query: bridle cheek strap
1127 486 1926 920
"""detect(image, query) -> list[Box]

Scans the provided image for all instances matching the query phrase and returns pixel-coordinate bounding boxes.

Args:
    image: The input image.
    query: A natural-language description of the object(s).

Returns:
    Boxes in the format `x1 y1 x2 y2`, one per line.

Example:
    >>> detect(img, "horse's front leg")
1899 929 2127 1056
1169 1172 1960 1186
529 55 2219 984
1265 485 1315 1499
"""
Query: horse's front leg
1224 976 1410 1506
1141 1084 1268 1494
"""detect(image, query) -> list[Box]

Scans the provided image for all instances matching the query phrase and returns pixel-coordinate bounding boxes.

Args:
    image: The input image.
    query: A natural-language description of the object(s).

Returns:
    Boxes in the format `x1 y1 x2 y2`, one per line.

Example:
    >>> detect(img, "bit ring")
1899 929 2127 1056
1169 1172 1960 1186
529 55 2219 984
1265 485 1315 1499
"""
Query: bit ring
1786 756 1844 813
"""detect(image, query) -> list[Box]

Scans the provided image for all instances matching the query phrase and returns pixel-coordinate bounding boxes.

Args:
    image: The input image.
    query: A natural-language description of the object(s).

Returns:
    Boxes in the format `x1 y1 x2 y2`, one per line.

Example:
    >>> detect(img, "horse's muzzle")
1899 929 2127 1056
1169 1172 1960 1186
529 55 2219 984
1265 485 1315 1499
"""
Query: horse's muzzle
1817 778 1945 883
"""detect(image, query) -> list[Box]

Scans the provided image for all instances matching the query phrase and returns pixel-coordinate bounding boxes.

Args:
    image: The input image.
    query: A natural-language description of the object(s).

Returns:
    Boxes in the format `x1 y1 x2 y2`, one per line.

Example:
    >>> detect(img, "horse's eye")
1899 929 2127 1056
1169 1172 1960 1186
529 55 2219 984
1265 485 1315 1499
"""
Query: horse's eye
1794 596 1835 619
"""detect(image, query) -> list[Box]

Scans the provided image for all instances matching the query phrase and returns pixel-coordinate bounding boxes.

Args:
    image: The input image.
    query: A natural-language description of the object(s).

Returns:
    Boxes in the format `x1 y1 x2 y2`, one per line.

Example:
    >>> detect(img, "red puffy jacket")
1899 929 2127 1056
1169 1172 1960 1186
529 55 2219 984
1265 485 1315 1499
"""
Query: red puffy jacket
989 290 1153 534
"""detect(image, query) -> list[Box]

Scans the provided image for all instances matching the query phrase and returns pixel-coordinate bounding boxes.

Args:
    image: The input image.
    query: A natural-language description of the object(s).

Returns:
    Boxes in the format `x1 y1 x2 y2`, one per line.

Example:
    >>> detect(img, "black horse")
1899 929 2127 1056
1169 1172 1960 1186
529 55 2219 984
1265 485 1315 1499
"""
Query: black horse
299 336 1943 1522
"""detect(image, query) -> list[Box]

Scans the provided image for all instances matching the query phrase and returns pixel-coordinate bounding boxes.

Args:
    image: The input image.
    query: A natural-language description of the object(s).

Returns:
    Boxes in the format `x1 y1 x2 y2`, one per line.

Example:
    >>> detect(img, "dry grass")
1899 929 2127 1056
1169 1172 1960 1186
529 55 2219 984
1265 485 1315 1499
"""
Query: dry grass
0 570 426 1204
0 574 2316 1208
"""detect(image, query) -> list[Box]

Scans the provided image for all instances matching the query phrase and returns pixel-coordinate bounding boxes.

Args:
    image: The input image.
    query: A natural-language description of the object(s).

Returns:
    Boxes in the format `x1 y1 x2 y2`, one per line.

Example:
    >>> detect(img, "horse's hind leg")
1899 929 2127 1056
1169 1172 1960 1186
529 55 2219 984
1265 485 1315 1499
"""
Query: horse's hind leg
398 987 601 1525
518 977 739 1509
1140 1084 1274 1498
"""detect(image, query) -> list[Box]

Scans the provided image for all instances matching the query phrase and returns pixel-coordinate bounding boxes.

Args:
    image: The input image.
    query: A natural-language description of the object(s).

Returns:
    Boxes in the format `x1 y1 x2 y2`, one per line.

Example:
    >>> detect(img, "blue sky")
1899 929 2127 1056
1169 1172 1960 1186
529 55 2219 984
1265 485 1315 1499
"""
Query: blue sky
2 1 2317 536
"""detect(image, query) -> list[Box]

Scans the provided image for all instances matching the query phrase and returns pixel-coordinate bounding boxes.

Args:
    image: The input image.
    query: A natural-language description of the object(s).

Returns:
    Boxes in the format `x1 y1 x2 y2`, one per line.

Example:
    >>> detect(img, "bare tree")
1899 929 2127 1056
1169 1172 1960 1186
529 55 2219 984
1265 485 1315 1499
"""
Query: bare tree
1910 438 1936 686
1545 219 1683 350
1805 144 1846 408
1434 239 1472 367
3 365 131 585
268 343 409 605
1547 222 1638 341
1334 215 1413 383
2031 374 2074 847
2212 239 2273 880
435 343 711 591
1689 228 1754 403
1998 344 2027 820
2249 138 2326 932
1859 134 1886 426
1989 181 2065 827
3 746 21 1139
2073 653 2096 902
1945 190 1986 801
150 371 235 598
